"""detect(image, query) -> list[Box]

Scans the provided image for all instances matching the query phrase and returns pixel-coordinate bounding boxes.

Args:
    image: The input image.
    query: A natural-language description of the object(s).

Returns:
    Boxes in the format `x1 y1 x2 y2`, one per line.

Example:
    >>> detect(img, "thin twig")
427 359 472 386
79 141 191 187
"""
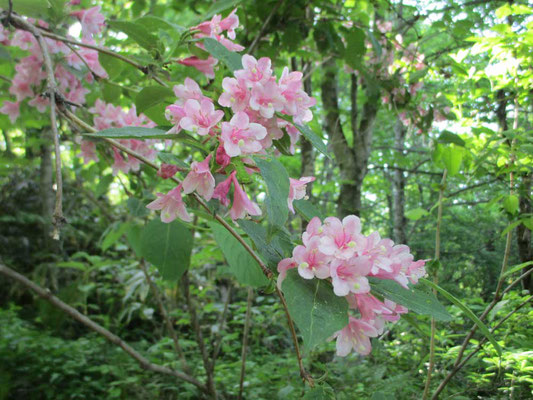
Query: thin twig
13 15 66 239
238 287 254 400
422 169 447 400
61 109 313 386
182 272 217 399
0 263 206 391
247 0 285 54
431 296 532 400
210 284 232 371
139 260 190 374
502 268 533 296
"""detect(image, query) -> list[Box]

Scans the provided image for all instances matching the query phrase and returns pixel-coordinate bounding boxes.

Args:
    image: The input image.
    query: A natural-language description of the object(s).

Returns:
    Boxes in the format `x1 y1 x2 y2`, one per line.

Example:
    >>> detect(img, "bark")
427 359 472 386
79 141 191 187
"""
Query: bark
320 58 379 217
2 130 13 158
40 130 54 245
392 119 408 244
516 174 532 293
300 60 315 196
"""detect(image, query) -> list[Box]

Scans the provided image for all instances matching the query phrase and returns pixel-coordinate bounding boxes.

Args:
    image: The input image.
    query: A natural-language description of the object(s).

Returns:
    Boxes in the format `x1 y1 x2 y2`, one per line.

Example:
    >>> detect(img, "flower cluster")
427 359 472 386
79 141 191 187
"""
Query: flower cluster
179 8 242 79
147 9 316 225
277 215 427 356
80 100 157 175
0 5 107 123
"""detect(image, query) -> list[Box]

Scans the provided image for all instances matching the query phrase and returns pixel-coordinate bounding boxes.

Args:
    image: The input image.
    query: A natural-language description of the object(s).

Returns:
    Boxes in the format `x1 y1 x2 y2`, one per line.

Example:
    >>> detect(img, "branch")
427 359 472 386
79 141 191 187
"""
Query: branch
0 263 206 391
238 287 254 400
182 272 217 398
12 15 65 239
247 0 285 54
140 260 190 374
423 169 447 400
431 295 532 400
60 108 313 386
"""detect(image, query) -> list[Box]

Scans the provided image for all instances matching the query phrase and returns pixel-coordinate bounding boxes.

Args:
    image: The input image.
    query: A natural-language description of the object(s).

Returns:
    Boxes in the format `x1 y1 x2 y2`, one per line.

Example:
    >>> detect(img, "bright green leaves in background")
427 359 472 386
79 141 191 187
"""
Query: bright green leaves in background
210 222 269 287
203 37 243 71
282 270 349 353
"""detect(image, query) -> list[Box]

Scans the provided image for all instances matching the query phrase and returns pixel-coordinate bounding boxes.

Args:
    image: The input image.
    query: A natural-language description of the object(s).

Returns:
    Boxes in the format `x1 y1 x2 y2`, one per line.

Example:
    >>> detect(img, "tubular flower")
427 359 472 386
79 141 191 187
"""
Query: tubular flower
180 99 224 136
182 154 215 200
220 111 267 157
146 185 192 223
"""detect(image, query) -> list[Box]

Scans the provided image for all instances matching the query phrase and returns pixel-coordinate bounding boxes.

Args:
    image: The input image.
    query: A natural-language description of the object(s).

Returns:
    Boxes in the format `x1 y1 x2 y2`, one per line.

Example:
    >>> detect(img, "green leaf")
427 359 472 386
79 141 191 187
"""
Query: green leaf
135 86 174 114
201 0 242 22
502 194 519 214
141 219 193 281
95 174 114 197
126 224 144 258
98 53 124 80
85 127 179 140
293 199 324 221
344 27 366 69
141 103 169 126
272 134 292 156
135 16 185 33
502 261 533 278
101 222 131 252
420 278 502 357
127 197 149 218
276 114 330 158
238 220 292 269
210 222 269 287
0 0 50 19
107 20 161 52
405 208 429 221
282 269 349 352
441 144 463 176
302 385 336 400
203 37 242 71
255 157 290 230
438 131 466 147
158 152 190 169
368 277 452 321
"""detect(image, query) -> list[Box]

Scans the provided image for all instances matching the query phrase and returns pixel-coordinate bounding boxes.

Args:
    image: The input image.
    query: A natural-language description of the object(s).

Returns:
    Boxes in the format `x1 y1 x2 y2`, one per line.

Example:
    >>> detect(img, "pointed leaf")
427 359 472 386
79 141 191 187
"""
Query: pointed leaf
141 218 193 281
255 157 290 230
135 86 174 113
85 127 180 140
282 269 349 352
368 277 452 321
203 37 242 71
210 222 269 287
420 278 502 357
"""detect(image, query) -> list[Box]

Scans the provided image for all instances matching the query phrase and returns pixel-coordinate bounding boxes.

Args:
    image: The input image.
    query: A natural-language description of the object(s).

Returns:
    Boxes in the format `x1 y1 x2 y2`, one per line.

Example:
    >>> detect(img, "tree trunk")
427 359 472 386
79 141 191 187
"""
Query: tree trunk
392 119 408 244
297 59 315 196
516 173 532 293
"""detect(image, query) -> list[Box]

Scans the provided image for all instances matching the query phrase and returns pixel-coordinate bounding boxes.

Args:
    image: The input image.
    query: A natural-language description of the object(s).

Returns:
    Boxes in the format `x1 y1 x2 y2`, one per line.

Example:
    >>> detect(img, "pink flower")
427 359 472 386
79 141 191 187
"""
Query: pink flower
165 104 186 133
179 99 224 136
230 173 261 220
220 111 267 157
173 78 207 105
146 185 192 223
215 140 231 170
249 81 284 119
377 21 393 33
293 237 330 280
235 55 272 86
220 8 239 39
71 6 105 37
215 35 245 52
302 217 324 246
111 148 129 175
212 173 233 206
218 77 250 112
333 317 379 356
65 45 108 78
28 96 49 113
288 176 315 213
319 216 363 260
157 163 179 179
330 257 371 296
277 258 297 289
178 56 218 79
0 101 20 123
79 140 99 164
182 154 215 200
9 77 34 101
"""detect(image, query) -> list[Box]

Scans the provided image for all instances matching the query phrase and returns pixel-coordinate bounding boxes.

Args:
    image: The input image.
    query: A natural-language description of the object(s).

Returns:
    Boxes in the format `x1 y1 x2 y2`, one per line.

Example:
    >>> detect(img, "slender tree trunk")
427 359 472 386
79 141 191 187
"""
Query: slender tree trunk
392 119 408 244
2 130 13 158
40 130 54 245
300 60 315 197
516 174 532 293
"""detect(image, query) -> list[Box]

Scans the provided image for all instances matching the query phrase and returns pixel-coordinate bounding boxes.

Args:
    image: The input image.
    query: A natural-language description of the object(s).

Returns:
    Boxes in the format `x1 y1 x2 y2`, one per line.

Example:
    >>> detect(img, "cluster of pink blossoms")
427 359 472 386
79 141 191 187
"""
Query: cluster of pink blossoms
0 5 107 123
80 100 157 176
147 9 316 224
179 9 242 78
277 215 427 356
